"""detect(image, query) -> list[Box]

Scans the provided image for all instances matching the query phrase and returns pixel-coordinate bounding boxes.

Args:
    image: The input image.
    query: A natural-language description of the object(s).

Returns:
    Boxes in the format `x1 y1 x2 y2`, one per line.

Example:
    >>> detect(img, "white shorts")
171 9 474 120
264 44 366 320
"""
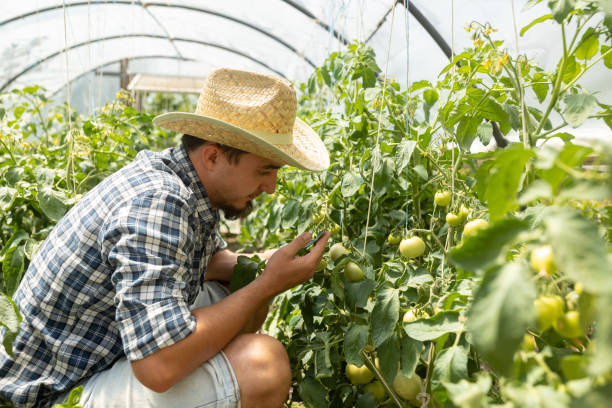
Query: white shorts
52 281 241 408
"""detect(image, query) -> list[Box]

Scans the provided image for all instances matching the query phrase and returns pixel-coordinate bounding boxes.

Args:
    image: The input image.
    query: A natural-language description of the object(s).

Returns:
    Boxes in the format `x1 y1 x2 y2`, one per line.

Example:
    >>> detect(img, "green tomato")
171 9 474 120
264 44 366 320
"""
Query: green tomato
534 295 564 331
554 311 584 339
560 354 588 380
363 381 386 401
329 243 348 261
387 233 401 245
312 210 325 224
446 212 462 227
458 205 471 220
392 372 422 406
344 261 365 282
399 237 426 258
434 190 452 206
403 310 416 323
331 224 341 235
530 245 556 275
462 219 488 237
345 363 374 385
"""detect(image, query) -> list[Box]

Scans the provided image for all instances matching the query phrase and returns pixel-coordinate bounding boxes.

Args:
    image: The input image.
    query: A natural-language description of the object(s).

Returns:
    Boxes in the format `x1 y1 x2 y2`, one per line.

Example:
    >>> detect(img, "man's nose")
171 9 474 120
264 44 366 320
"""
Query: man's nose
261 171 278 194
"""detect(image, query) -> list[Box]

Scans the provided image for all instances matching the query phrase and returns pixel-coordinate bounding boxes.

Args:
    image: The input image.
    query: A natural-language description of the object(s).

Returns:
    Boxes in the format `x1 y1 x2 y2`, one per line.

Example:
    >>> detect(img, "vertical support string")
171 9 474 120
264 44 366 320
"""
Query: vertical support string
511 0 529 147
404 0 411 233
362 1 397 255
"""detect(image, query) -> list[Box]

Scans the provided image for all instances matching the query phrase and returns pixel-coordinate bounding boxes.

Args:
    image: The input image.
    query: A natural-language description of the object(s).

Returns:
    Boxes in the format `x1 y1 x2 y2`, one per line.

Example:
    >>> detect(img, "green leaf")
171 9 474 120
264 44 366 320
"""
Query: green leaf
518 180 553 205
345 279 376 310
532 73 550 103
38 187 68 222
601 45 612 69
456 116 480 151
314 348 333 379
298 376 328 408
523 0 544 11
3 244 26 296
467 262 536 377
521 14 553 36
537 143 593 193
400 335 422 377
570 383 612 408
0 294 22 358
590 295 612 375
341 171 364 198
0 186 18 212
557 180 611 202
355 392 377 408
476 121 492 146
229 255 262 293
396 140 416 172
371 285 399 347
403 311 462 341
574 28 599 61
423 88 439 107
548 0 576 23
13 106 25 120
448 218 529 272
562 55 580 84
442 375 491 408
281 200 299 229
505 384 570 407
563 92 598 127
34 167 56 187
477 145 535 221
433 346 469 384
543 206 612 294
344 325 369 366
377 333 400 383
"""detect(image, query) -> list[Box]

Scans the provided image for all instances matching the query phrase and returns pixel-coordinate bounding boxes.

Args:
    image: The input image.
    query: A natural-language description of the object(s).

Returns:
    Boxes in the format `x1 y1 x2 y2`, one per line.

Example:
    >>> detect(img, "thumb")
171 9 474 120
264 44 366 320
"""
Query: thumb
282 231 312 256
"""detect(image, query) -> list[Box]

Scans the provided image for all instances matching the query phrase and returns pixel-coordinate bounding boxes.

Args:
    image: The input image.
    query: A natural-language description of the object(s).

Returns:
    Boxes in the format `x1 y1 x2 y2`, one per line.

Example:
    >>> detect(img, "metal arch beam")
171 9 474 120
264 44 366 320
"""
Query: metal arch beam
48 55 197 97
0 34 288 92
0 1 316 68
365 0 452 59
280 0 351 46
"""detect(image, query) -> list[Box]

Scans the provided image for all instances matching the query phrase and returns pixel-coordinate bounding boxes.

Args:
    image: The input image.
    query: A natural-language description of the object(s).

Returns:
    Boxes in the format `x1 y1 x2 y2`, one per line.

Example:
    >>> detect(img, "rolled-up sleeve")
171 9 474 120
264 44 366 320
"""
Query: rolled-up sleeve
102 191 198 361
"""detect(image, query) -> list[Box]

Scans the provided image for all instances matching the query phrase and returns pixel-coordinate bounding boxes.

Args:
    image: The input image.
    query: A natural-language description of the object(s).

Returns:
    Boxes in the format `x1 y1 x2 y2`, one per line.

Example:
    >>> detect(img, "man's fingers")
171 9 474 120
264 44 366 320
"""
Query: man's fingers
305 231 330 261
282 231 312 256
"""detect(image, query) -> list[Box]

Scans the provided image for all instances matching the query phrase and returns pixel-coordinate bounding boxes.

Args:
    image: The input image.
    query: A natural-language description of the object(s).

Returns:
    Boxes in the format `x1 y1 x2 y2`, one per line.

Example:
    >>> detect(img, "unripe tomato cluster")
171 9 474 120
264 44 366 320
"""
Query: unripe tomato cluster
534 294 584 339
345 361 423 405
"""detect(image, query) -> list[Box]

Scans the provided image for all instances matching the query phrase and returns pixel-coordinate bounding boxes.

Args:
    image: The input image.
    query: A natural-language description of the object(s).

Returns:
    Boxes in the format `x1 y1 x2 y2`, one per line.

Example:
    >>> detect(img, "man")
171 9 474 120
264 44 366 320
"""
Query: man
0 68 330 407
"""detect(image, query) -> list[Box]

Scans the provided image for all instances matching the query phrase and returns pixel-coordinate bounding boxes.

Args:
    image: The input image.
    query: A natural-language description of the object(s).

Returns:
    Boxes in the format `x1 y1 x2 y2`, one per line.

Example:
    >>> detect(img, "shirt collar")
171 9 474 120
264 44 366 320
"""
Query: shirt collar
169 144 220 225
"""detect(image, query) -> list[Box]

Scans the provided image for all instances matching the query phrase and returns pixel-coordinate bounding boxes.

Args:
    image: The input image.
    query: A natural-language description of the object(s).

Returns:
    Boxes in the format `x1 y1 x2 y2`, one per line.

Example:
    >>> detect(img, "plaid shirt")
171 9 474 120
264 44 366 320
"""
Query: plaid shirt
0 145 226 408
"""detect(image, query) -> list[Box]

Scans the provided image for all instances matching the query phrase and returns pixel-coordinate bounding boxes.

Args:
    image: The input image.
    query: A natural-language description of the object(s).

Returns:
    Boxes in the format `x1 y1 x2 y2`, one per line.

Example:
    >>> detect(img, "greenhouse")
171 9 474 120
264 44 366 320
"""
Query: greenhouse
1 1 611 407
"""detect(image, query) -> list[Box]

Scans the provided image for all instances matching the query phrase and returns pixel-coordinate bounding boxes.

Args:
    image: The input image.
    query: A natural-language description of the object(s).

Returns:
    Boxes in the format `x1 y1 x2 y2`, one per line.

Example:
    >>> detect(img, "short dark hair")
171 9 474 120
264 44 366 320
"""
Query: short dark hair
181 134 247 165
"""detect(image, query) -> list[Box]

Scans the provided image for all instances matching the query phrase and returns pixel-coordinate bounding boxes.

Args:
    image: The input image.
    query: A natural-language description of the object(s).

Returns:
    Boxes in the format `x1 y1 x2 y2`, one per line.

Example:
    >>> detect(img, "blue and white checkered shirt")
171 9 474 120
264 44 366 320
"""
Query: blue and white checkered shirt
0 145 226 408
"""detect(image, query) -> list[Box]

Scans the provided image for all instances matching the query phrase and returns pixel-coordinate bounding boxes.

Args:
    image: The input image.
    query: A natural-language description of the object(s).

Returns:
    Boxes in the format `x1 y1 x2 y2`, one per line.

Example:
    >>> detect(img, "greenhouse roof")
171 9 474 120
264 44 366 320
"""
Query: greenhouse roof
1 0 611 140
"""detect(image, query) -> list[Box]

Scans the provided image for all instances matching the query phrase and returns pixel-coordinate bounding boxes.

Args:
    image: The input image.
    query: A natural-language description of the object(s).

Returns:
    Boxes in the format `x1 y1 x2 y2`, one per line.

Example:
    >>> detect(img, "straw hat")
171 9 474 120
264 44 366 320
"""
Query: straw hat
153 68 329 171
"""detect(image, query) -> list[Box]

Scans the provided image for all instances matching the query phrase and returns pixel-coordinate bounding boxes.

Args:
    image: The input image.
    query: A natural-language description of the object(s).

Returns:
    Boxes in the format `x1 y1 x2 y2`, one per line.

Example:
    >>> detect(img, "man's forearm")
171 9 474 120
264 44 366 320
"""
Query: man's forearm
131 277 274 392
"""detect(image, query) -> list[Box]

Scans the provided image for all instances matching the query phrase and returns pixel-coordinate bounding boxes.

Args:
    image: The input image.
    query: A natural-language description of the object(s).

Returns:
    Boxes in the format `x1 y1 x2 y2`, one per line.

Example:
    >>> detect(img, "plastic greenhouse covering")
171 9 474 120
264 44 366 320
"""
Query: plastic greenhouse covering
1 0 611 144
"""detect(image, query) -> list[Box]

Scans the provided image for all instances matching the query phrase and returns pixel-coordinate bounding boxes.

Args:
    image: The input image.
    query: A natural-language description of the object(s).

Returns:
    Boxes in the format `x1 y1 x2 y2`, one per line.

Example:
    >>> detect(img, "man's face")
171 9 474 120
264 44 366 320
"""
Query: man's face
207 150 281 219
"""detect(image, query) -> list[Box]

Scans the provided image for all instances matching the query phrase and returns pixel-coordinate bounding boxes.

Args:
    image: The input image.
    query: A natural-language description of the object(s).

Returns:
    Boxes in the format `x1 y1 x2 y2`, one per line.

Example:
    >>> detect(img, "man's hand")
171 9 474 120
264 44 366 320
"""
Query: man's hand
257 231 330 297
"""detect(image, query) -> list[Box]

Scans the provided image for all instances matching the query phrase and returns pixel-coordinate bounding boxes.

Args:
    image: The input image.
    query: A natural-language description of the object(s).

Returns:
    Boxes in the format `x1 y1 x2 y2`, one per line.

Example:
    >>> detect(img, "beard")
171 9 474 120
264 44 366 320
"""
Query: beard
219 199 254 220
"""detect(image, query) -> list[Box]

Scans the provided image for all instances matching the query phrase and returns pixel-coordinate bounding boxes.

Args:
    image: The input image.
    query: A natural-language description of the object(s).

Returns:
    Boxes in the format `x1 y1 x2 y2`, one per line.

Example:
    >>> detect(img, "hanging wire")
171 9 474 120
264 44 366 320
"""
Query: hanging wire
450 0 455 59
511 0 529 147
362 1 397 255
87 0 94 117
62 0 72 130
404 0 411 233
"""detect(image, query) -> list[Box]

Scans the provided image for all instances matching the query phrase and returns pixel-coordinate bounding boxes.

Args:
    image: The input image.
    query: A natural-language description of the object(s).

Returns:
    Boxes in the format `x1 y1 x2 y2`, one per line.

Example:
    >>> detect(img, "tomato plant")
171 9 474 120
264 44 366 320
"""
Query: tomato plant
248 1 612 406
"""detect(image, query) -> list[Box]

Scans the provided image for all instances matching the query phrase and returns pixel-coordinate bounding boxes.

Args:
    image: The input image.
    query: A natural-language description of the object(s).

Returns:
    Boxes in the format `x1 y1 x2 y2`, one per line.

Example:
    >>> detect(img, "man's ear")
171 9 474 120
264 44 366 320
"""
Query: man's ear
200 144 220 170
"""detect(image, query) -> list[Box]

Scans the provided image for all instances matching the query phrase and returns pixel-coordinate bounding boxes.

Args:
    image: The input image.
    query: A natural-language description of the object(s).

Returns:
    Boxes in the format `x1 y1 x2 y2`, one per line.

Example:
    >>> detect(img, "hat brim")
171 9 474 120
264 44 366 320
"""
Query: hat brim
153 112 329 171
